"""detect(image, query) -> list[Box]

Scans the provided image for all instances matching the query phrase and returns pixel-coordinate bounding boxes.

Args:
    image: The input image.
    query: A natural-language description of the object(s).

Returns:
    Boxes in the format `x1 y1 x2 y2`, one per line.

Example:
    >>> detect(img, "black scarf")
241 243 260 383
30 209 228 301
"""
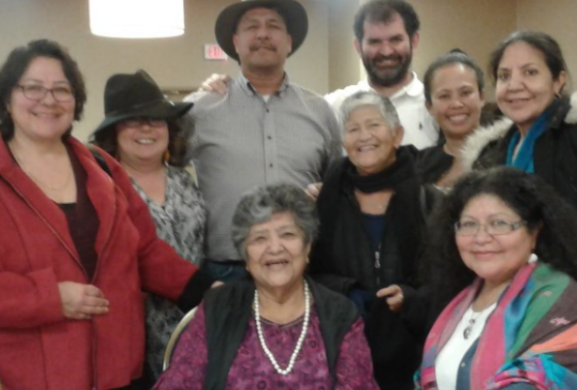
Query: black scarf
345 146 416 193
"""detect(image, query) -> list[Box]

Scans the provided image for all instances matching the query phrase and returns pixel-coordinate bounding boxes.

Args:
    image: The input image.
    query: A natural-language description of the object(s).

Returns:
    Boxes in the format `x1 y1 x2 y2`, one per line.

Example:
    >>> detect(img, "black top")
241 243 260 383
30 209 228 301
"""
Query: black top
415 143 453 185
58 146 100 280
310 147 433 390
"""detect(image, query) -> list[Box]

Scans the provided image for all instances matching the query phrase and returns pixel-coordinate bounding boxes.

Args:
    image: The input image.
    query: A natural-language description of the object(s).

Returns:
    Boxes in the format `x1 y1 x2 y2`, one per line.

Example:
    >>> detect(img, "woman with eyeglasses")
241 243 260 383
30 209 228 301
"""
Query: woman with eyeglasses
415 167 577 390
91 70 207 386
0 40 218 390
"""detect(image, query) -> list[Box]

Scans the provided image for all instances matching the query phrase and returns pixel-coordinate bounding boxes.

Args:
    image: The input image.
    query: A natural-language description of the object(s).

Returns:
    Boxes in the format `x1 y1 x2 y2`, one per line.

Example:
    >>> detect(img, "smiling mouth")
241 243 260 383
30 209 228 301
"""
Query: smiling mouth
265 260 289 267
447 114 469 123
34 112 59 118
357 145 377 152
135 139 155 145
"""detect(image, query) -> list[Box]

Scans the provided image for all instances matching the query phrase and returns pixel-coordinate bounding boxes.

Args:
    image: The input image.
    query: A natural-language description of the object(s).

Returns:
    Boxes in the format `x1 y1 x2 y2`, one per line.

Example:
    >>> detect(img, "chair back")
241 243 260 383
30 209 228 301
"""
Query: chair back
163 306 198 371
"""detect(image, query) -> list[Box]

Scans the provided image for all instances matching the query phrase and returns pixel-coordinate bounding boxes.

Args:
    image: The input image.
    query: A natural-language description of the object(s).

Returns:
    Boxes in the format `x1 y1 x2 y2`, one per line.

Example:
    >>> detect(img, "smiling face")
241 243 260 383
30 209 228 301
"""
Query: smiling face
343 105 403 176
245 212 309 291
427 63 484 140
8 57 75 143
355 15 418 88
496 42 566 134
116 119 169 166
232 7 292 72
456 194 539 288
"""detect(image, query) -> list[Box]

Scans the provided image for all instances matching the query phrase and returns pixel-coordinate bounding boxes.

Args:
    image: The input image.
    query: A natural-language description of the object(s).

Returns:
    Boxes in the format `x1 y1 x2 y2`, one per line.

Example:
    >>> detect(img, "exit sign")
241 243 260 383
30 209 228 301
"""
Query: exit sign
204 44 228 60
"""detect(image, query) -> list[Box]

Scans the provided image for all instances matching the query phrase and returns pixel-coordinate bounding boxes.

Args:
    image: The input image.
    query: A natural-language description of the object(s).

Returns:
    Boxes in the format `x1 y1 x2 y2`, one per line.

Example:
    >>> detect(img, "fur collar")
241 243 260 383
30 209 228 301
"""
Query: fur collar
461 91 577 172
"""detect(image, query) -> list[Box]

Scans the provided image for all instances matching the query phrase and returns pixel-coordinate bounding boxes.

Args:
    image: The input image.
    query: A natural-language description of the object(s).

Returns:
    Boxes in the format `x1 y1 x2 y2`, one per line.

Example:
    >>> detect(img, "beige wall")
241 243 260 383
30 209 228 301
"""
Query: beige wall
516 0 577 88
0 0 329 141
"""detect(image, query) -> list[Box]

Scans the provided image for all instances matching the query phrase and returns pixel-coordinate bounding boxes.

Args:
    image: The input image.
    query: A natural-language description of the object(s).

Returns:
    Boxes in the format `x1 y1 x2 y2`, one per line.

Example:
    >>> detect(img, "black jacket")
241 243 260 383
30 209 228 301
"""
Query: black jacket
310 148 436 390
463 94 577 210
201 276 360 390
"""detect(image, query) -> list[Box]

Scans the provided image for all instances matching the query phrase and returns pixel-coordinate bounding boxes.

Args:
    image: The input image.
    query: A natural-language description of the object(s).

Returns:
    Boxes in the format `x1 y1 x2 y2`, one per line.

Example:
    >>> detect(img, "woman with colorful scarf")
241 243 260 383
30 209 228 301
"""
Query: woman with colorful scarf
462 31 577 210
416 167 577 390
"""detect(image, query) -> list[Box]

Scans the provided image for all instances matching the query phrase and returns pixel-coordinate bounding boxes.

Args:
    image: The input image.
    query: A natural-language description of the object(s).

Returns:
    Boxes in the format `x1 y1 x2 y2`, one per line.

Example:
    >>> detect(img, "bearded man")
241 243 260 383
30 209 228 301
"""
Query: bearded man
326 0 438 149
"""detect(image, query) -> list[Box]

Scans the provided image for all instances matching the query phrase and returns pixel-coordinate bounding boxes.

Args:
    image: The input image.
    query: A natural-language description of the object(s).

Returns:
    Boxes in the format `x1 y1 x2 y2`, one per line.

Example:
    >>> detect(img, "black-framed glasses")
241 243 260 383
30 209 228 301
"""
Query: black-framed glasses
121 118 167 128
455 218 527 236
16 84 74 102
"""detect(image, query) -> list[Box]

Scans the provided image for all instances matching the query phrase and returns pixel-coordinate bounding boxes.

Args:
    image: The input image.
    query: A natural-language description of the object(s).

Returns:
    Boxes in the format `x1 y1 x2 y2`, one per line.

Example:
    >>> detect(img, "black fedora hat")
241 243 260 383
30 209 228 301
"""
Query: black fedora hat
93 70 193 135
215 0 308 62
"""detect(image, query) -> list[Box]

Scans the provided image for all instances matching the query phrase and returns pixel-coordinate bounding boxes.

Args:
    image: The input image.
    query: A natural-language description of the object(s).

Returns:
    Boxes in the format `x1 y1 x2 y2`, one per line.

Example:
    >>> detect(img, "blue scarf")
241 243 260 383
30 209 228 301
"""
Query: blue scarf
506 108 551 173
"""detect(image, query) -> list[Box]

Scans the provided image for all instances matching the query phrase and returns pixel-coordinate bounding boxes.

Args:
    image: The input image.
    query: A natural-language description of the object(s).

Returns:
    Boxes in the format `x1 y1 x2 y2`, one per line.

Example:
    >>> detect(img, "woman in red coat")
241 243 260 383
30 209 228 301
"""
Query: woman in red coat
0 40 217 390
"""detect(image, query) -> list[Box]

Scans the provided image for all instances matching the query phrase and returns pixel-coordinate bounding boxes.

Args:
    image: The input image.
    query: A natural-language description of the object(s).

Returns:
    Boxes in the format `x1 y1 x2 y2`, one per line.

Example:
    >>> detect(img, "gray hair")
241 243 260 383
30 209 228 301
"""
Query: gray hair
339 90 401 135
231 183 319 260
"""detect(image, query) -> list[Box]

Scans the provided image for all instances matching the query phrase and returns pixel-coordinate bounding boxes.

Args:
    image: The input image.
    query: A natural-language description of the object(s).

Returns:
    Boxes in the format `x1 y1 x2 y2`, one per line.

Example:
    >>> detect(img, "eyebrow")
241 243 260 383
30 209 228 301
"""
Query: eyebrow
20 78 71 85
498 62 540 71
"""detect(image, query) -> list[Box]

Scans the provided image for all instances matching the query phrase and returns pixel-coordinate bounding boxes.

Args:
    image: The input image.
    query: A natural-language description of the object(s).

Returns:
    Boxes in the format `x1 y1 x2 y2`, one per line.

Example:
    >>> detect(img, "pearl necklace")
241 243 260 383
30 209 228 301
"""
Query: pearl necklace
254 282 310 376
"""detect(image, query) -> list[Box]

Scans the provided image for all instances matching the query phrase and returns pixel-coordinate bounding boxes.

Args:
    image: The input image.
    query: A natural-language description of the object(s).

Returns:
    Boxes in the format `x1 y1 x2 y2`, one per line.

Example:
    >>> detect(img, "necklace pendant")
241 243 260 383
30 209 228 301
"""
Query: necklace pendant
463 326 472 339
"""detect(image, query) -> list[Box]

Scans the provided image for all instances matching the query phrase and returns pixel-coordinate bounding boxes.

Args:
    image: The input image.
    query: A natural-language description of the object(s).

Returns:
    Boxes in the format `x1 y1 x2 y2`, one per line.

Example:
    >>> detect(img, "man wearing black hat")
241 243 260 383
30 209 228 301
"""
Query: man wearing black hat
185 0 340 282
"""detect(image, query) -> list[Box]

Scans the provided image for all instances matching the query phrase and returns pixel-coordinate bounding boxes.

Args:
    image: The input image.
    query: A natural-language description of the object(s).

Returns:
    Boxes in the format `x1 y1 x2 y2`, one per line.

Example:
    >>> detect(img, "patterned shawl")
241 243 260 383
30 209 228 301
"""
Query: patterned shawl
416 262 577 390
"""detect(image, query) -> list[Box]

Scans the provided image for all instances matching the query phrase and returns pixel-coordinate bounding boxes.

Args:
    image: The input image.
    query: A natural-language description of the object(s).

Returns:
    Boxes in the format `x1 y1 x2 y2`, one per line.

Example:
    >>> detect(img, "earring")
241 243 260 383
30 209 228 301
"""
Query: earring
163 150 170 163
528 253 538 264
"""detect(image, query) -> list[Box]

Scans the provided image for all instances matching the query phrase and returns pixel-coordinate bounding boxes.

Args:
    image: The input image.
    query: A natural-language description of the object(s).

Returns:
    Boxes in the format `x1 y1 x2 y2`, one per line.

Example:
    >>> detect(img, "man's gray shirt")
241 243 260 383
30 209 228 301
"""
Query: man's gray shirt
185 74 341 261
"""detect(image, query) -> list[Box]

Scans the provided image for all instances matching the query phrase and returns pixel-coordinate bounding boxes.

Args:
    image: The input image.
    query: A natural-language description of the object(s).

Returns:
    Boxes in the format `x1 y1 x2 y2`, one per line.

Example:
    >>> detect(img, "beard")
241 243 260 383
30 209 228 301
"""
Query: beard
362 50 413 88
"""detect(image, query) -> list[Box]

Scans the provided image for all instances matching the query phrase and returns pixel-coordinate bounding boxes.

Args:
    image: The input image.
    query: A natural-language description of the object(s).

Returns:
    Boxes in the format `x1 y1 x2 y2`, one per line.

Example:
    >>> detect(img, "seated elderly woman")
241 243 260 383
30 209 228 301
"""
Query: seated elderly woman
416 167 577 390
153 183 378 390
310 90 438 390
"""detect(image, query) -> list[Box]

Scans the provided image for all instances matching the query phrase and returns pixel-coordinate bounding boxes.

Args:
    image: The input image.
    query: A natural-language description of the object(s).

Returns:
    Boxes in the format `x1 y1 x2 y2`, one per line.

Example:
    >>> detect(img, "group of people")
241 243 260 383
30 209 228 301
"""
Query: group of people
1 0 577 390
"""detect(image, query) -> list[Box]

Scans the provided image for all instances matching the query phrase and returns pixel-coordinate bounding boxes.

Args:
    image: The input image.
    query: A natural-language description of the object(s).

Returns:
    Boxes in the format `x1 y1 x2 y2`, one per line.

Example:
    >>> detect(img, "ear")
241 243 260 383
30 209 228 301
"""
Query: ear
425 101 433 115
555 70 568 96
353 38 362 57
410 31 420 51
233 34 240 55
394 125 405 147
287 34 293 55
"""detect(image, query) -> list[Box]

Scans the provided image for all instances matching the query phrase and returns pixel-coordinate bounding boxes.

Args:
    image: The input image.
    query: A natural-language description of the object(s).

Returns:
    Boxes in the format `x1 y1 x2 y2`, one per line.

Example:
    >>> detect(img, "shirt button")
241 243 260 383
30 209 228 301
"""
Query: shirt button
269 163 274 168
267 136 272 140
461 363 466 368
266 108 270 113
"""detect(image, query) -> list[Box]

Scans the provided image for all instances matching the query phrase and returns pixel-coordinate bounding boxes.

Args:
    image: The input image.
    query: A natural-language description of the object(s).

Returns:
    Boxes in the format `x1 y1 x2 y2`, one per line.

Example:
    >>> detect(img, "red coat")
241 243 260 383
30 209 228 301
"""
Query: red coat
0 137 211 390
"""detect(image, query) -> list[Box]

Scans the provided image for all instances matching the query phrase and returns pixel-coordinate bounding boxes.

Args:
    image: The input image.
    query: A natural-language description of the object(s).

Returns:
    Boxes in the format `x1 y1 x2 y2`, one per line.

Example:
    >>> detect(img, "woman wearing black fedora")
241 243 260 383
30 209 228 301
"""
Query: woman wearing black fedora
0 39 218 390
91 70 207 386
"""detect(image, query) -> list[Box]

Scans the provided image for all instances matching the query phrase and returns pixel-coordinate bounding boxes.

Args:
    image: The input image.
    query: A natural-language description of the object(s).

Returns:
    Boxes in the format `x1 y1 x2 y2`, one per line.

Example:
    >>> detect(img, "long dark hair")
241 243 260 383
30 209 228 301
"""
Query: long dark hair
423 167 577 311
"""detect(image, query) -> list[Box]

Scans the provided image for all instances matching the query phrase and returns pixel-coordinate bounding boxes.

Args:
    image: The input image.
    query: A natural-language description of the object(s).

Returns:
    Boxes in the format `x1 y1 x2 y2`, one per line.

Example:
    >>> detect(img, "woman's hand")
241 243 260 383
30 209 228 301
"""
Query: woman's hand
58 282 109 320
376 284 404 313
211 281 224 288
304 182 323 201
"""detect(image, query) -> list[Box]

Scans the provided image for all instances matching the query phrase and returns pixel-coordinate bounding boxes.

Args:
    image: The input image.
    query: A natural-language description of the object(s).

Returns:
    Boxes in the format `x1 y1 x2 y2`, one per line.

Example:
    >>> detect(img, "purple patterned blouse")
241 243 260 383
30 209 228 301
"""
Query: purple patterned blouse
153 302 378 390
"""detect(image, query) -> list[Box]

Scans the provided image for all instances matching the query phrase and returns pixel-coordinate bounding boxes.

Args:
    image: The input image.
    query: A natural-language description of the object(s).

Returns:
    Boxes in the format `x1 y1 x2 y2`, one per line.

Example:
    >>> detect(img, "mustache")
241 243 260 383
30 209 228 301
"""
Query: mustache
371 54 403 64
249 42 277 52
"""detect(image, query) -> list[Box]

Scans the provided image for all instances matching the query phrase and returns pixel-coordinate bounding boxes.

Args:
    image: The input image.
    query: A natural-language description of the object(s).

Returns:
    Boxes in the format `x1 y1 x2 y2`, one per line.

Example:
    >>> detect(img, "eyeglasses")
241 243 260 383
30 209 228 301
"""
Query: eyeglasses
16 84 74 102
121 118 167 128
455 218 527 236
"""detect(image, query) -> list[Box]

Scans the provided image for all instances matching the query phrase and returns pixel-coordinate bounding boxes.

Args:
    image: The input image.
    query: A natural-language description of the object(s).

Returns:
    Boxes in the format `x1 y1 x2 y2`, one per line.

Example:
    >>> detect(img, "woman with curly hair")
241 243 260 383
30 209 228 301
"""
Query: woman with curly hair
416 167 577 390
